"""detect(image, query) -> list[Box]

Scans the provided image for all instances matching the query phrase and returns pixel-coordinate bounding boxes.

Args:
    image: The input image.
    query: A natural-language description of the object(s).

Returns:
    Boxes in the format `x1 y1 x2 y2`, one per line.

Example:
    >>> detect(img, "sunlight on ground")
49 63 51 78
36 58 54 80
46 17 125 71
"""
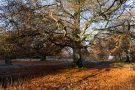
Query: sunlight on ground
0 61 135 90
25 68 135 90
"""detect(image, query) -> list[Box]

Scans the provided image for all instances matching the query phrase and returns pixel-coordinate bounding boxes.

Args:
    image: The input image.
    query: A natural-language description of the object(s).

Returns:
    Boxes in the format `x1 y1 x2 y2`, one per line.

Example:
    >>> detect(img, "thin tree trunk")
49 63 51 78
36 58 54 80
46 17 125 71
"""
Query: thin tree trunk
125 50 130 62
125 55 130 62
73 47 83 68
118 53 122 61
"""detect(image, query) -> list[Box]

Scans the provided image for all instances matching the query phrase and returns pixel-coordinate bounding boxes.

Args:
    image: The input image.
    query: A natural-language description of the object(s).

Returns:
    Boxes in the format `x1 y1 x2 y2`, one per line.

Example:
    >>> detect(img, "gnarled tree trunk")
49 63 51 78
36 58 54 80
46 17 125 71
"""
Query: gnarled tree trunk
73 47 83 68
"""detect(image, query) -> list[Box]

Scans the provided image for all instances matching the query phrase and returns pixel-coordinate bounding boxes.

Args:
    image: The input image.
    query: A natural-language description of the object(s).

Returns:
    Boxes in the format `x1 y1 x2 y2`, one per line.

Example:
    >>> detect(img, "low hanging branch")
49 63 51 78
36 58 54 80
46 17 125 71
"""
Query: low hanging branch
49 12 67 36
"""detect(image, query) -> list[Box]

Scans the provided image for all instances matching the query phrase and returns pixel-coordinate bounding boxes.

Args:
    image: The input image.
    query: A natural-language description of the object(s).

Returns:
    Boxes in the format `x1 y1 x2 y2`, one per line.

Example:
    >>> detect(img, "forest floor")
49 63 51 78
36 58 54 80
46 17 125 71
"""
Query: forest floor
0 60 135 90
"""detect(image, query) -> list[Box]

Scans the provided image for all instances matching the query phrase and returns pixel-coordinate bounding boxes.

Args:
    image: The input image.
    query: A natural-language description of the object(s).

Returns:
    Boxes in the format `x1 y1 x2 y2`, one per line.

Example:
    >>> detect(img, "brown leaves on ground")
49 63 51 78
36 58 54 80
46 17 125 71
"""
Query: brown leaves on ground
25 67 135 90
1 61 135 90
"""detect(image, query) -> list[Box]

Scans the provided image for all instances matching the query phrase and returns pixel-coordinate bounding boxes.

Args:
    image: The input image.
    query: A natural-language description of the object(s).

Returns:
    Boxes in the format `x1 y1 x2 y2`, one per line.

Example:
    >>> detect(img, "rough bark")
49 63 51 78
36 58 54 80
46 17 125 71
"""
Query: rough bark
73 47 83 68
71 0 83 68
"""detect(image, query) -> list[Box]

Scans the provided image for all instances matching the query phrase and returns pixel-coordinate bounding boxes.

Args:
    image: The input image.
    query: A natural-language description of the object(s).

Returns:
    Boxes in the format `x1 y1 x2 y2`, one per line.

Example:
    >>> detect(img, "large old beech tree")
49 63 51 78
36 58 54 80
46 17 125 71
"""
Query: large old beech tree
44 0 128 67
0 0 130 67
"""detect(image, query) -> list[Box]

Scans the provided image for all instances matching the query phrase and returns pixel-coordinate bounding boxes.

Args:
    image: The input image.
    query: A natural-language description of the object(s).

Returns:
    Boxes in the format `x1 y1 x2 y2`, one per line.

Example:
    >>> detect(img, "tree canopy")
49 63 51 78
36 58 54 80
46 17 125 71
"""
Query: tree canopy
0 0 135 67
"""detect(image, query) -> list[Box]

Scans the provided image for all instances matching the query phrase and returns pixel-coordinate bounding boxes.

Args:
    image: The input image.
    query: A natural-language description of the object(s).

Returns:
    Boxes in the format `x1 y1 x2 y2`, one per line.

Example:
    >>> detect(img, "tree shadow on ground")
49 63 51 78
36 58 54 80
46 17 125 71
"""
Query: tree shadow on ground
48 61 135 90
0 61 72 88
84 60 116 69
0 60 132 89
